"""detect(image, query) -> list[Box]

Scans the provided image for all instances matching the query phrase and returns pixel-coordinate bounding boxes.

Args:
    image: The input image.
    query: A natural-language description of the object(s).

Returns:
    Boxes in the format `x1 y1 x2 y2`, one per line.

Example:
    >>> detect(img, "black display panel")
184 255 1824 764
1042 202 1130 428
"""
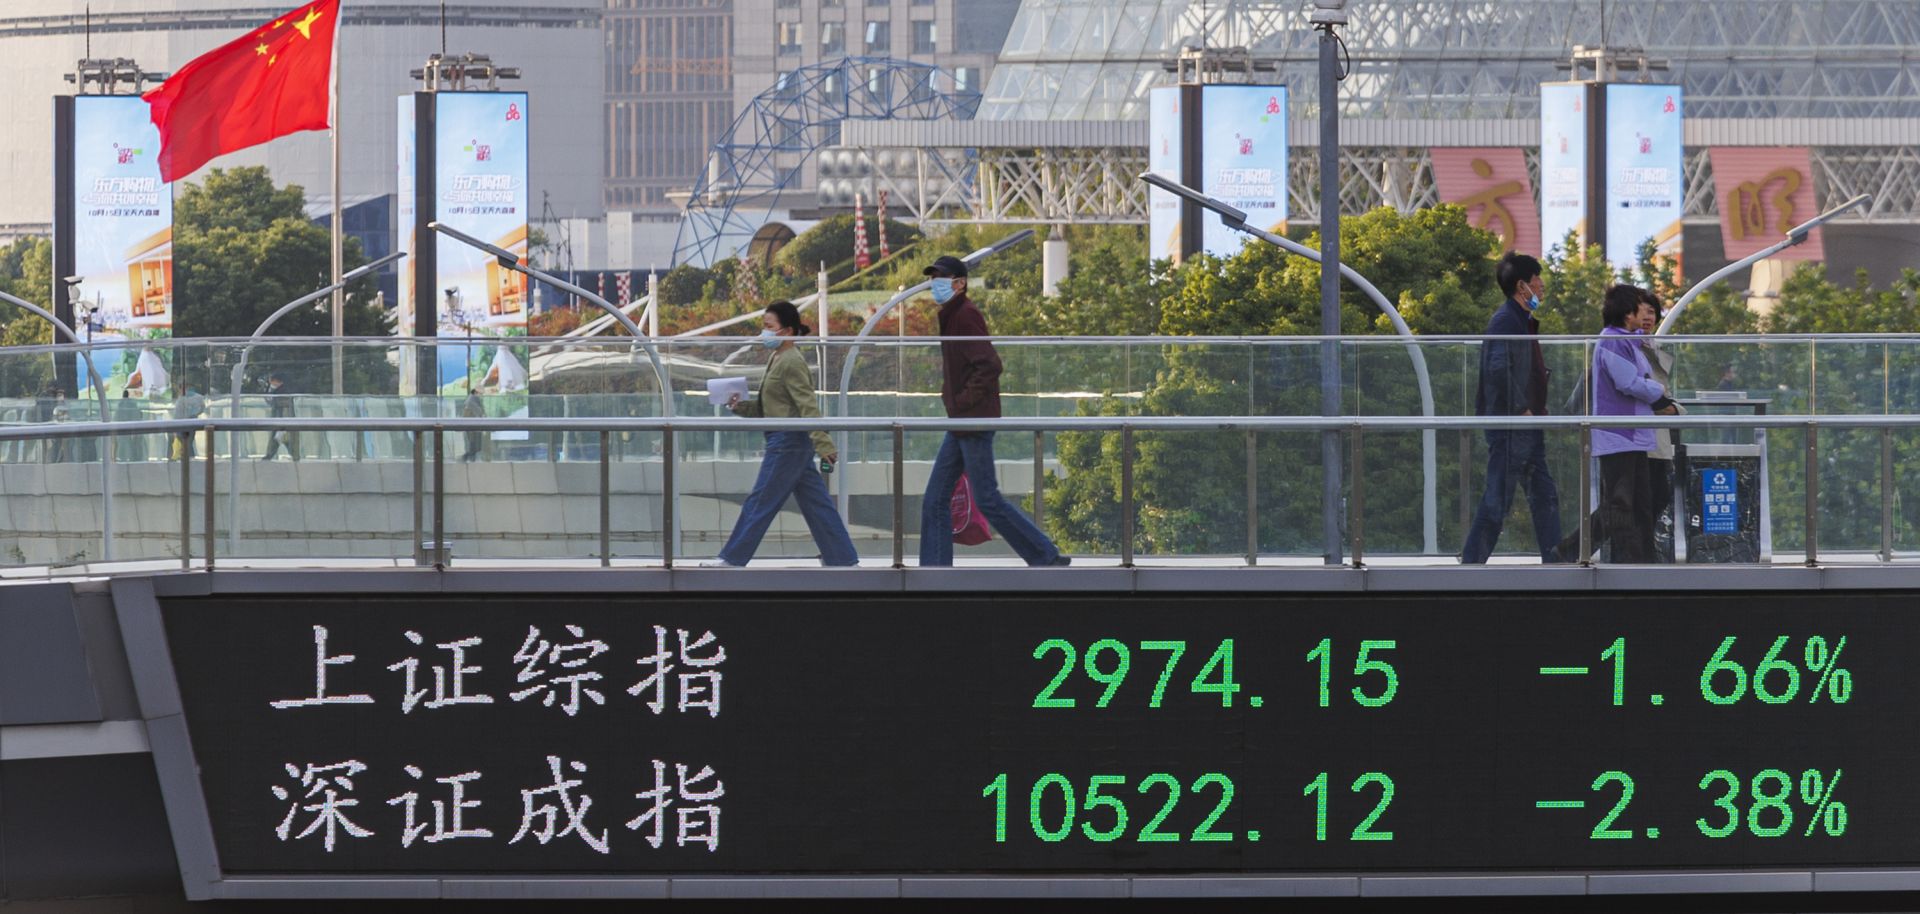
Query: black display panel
159 593 1919 874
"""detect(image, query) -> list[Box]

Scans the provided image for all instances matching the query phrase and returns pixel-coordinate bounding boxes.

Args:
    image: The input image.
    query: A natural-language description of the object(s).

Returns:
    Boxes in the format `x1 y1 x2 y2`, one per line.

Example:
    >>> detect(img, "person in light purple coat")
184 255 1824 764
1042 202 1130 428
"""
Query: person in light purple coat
1589 285 1678 563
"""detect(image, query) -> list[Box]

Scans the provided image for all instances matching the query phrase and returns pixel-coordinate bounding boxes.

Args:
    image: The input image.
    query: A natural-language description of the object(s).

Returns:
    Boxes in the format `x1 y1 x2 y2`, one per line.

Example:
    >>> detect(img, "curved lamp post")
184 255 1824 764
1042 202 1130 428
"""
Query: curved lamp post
1657 194 1871 336
832 229 1036 518
429 222 672 417
1137 172 1441 557
0 289 116 560
225 251 406 551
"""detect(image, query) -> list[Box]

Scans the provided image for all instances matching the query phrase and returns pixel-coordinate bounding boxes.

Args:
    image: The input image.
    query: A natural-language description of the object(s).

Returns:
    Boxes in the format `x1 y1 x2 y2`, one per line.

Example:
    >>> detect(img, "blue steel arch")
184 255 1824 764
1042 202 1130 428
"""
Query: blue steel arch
672 56 979 268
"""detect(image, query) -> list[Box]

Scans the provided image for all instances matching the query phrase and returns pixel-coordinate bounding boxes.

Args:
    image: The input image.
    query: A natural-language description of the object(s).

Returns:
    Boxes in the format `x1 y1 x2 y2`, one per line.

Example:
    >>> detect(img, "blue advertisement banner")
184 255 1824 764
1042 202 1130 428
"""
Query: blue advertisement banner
1147 86 1182 264
1538 83 1587 259
1603 83 1684 274
1199 85 1288 258
70 95 174 396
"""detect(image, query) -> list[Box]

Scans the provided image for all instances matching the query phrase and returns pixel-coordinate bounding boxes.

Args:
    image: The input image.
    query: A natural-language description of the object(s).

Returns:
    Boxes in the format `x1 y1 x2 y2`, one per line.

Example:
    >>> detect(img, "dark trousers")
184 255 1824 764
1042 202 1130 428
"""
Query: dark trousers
1461 429 1562 563
1558 455 1676 563
1599 451 1654 564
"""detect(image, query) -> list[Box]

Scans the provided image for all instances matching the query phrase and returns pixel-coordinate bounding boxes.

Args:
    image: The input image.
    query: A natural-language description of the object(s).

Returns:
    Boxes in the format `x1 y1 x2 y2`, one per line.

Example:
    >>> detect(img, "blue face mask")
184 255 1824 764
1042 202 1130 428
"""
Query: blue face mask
931 277 957 305
1526 293 1541 311
758 329 782 350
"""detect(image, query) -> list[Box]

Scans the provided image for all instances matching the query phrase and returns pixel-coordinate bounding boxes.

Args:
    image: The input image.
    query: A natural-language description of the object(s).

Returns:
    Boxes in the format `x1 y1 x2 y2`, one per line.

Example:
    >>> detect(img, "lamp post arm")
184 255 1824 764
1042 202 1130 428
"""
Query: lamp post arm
430 222 672 416
0 290 108 406
1657 194 1871 335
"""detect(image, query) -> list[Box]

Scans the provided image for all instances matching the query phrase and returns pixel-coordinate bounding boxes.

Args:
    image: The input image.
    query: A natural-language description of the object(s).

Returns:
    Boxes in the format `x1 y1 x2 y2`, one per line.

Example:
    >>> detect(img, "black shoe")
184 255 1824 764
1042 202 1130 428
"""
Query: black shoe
1048 554 1072 567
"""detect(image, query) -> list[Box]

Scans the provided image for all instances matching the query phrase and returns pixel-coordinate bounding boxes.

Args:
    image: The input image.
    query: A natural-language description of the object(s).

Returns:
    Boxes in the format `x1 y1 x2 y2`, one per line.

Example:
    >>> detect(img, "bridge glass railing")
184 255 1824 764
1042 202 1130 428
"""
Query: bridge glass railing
0 335 1916 570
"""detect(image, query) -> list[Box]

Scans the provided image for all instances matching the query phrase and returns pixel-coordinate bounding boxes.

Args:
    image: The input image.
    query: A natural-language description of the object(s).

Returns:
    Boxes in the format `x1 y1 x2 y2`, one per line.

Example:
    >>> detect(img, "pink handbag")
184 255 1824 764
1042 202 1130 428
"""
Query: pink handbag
950 474 994 546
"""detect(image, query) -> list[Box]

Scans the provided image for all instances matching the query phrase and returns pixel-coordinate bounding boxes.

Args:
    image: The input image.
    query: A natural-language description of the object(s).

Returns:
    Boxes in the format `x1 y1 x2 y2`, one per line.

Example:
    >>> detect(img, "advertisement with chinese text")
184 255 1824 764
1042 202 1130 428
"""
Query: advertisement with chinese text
1200 84 1288 258
71 95 174 397
433 91 529 394
1147 86 1182 264
1604 84 1684 275
1538 82 1587 259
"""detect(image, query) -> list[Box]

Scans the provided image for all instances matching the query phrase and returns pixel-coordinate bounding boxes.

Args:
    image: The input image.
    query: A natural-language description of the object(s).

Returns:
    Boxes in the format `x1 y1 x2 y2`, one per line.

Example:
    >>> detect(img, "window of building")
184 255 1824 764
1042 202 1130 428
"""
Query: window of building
776 0 799 7
777 21 803 55
912 20 936 53
864 20 890 52
867 0 888 7
821 21 845 54
823 0 844 6
953 66 979 94
911 0 933 6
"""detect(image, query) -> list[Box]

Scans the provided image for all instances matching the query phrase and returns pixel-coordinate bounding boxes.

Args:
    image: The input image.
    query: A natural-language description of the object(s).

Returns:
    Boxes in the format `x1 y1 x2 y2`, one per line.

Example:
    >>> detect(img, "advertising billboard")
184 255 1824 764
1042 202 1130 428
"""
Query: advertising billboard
1200 84 1288 258
1603 84 1684 274
1147 86 1182 264
1538 83 1587 259
1432 148 1541 259
1710 147 1824 262
64 95 174 396
398 92 530 394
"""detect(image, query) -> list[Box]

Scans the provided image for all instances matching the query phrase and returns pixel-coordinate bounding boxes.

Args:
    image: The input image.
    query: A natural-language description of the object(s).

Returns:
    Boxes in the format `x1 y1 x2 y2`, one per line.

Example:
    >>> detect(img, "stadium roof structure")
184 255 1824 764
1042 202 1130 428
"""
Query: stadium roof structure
978 0 1920 121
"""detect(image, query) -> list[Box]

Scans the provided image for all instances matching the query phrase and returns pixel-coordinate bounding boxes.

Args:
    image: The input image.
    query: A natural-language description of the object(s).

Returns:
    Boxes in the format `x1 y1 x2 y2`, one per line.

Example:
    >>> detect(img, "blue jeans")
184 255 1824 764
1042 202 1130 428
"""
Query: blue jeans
919 432 1061 566
1461 429 1563 563
717 432 858 566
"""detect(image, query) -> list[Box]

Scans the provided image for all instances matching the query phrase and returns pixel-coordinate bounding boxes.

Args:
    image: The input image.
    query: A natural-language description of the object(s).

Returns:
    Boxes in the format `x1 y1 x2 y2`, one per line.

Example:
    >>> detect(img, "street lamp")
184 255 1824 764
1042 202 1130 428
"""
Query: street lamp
1139 172 1441 558
1311 0 1349 564
429 221 670 417
1656 194 1871 335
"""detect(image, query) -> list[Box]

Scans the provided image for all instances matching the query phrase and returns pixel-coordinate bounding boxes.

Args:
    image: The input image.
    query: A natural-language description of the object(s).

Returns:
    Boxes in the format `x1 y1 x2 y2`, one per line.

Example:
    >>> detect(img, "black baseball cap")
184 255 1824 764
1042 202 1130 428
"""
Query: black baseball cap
922 255 968 278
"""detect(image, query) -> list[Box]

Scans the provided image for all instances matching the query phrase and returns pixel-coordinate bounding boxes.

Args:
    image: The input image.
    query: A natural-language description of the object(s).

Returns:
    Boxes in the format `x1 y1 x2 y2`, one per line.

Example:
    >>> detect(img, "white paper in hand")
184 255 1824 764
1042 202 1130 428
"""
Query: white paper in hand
707 376 750 407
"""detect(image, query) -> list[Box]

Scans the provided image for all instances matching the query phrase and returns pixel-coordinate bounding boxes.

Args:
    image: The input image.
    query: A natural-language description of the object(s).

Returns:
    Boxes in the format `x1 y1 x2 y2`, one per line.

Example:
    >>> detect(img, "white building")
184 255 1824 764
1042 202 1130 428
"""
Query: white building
0 0 604 236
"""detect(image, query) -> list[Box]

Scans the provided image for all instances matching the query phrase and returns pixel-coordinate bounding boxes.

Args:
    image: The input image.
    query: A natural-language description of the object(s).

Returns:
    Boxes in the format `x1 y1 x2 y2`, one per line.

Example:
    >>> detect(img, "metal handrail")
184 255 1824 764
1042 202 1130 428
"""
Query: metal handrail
8 412 1920 440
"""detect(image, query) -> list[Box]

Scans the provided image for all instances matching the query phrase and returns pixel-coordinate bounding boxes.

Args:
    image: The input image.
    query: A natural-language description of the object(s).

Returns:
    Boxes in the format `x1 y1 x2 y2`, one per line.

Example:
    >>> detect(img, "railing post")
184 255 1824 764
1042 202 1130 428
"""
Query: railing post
661 426 675 568
1805 422 1819 567
1245 431 1258 566
892 423 905 569
179 432 192 571
203 424 216 570
432 425 445 568
1032 430 1045 531
1578 422 1593 566
1882 426 1895 563
599 429 612 567
1120 424 1135 568
1349 424 1364 569
412 429 425 567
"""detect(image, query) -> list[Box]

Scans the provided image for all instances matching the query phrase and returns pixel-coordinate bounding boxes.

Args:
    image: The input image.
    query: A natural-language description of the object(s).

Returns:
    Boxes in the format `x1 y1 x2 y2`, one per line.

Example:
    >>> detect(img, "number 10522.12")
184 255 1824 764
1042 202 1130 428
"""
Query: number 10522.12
981 772 1395 844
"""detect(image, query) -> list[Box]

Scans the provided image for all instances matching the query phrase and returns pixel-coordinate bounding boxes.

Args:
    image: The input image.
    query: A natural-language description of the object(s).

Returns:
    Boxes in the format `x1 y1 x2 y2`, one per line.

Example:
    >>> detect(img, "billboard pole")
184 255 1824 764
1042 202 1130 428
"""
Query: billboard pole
1313 0 1348 565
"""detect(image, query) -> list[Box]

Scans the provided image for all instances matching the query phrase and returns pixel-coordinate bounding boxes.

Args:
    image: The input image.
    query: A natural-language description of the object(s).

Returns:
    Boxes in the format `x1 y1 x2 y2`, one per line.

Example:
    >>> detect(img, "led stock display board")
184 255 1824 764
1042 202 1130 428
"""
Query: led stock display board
161 592 1913 876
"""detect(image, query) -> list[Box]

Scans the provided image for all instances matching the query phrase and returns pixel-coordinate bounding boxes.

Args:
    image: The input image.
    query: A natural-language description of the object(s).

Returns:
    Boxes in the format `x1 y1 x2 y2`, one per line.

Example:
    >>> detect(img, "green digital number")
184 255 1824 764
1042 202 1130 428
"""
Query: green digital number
1753 636 1800 704
1029 773 1076 842
1696 769 1740 838
1190 774 1236 842
1700 636 1749 705
1601 637 1625 706
1190 639 1240 707
1590 771 1635 840
1350 773 1396 841
1303 771 1330 841
1748 768 1794 837
1137 774 1183 842
1139 640 1187 708
1081 775 1128 842
1032 639 1077 709
1306 638 1332 707
1084 639 1131 708
983 773 1008 842
1352 640 1399 707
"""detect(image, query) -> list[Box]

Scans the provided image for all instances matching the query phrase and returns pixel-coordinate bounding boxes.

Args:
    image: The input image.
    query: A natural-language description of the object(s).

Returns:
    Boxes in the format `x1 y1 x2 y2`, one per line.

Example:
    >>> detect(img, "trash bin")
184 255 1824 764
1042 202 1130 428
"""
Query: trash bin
1675 393 1772 564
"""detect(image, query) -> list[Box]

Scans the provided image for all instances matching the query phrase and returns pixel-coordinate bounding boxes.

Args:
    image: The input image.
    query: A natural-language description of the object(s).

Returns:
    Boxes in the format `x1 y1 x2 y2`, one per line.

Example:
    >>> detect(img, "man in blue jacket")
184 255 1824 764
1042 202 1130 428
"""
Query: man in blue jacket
1461 252 1564 563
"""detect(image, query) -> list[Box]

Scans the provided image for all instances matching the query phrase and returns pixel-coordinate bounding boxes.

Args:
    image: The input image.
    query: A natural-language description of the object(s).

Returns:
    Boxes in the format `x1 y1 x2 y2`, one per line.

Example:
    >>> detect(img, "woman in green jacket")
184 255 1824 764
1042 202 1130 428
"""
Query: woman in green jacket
705 301 858 567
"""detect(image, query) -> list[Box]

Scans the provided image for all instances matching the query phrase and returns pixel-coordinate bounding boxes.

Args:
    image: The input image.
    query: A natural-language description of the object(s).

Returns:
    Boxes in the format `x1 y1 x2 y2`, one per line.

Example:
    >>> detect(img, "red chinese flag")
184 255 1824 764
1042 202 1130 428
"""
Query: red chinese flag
143 0 339 182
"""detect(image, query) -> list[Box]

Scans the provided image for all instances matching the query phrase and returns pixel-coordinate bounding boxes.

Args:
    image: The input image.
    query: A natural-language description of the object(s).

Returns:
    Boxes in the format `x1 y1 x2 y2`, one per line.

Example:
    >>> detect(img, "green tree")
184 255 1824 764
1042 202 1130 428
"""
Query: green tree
0 237 56 396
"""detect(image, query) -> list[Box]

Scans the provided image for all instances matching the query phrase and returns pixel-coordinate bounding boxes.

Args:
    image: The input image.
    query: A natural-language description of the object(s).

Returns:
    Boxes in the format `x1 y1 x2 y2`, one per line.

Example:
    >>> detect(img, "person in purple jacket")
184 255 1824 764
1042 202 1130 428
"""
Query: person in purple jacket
1588 285 1678 563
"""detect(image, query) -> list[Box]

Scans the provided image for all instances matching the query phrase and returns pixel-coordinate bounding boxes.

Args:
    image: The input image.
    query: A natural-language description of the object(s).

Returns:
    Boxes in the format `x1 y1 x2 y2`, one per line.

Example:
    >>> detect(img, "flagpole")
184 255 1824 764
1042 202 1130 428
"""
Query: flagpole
329 1 344 394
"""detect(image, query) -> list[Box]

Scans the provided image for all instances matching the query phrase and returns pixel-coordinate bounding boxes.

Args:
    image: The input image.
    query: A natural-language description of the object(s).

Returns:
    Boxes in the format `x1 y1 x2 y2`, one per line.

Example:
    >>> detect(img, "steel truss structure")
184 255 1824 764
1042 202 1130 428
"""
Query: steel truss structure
840 144 1920 227
980 0 1920 122
671 56 978 267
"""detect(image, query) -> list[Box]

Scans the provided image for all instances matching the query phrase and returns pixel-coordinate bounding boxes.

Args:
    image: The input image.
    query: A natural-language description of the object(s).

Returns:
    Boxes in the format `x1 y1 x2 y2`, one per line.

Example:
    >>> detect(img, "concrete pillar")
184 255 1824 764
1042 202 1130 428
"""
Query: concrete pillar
1041 232 1070 298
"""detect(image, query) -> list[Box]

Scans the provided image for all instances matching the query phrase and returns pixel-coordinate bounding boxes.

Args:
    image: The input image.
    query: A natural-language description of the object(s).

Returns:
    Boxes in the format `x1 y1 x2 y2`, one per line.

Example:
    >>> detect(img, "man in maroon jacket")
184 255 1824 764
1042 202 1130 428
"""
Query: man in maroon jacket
918 256 1070 567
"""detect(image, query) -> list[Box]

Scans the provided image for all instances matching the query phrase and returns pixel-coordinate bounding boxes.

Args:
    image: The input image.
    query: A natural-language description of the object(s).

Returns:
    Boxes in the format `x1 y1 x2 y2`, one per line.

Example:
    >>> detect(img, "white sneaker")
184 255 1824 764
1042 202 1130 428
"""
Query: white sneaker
696 559 742 568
